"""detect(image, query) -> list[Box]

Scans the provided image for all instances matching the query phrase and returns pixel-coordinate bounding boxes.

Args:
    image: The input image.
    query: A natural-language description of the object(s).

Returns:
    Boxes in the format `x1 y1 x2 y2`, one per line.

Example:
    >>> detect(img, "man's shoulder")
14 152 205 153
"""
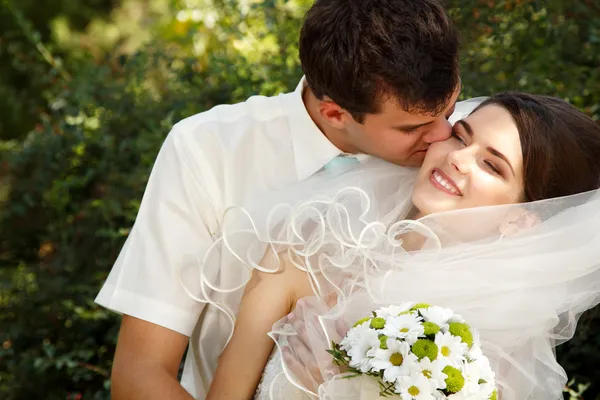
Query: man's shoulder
166 89 300 165
173 91 295 137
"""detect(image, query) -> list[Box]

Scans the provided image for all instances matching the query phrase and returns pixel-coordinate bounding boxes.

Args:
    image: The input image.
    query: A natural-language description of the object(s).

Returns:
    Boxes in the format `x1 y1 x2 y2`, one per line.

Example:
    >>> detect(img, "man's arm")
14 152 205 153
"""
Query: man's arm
96 126 222 398
112 316 193 400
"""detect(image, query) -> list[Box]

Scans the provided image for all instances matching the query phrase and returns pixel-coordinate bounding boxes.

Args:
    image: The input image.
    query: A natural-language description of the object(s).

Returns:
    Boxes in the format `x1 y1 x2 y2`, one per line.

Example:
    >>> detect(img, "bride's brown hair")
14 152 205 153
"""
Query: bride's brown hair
476 92 600 201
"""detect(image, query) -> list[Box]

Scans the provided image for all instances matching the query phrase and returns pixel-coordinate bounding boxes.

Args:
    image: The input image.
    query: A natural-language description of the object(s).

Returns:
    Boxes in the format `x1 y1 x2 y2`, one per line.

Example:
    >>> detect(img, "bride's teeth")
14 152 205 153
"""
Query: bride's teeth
434 171 458 194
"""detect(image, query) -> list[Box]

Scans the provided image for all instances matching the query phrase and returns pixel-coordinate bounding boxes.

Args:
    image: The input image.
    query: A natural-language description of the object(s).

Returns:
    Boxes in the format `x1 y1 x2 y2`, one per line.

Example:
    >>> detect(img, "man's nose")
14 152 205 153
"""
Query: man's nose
423 118 452 144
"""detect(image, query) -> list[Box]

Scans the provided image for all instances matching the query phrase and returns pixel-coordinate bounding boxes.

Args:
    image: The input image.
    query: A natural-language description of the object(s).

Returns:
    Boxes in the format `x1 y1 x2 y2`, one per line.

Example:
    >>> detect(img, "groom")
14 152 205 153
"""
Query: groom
96 0 463 399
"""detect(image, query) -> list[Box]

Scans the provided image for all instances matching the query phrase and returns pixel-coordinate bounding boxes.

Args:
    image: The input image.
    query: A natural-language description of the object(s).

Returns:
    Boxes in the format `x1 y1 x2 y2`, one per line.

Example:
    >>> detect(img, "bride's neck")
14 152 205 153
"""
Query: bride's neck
407 205 424 220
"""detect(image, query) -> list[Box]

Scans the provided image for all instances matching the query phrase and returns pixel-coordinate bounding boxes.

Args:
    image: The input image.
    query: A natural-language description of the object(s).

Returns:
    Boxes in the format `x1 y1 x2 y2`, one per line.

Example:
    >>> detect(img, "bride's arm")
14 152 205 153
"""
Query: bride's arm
206 249 313 400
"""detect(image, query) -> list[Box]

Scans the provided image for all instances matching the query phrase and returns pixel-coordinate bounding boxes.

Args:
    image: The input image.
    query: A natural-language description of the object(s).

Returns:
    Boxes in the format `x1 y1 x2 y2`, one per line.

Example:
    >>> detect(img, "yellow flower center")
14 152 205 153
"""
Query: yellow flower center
400 328 409 333
408 386 420 396
390 352 404 366
441 346 450 357
422 369 432 379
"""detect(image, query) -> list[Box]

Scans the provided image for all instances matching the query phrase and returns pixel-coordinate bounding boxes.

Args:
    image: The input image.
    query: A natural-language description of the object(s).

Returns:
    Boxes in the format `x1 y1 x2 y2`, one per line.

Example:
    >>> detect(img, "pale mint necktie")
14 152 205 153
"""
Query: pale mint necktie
322 154 360 174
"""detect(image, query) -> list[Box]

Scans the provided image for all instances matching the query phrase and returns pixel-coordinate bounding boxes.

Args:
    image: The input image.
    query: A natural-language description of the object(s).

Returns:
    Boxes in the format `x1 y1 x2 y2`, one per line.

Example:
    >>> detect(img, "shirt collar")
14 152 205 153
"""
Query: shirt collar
282 77 370 181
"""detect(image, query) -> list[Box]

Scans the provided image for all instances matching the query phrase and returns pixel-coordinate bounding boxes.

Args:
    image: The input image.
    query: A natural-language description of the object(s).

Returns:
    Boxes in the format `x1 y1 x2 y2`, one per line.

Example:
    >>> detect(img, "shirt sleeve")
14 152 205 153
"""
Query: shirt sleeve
95 126 220 336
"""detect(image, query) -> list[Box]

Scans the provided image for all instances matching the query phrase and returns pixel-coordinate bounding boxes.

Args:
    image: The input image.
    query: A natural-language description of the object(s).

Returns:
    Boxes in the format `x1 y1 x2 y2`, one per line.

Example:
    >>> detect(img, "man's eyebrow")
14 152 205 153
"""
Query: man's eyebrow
392 120 434 131
456 120 516 177
394 96 460 131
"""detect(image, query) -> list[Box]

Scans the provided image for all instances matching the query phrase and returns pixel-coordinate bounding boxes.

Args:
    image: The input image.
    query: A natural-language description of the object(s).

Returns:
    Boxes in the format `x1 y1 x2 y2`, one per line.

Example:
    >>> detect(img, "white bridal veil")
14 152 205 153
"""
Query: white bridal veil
178 98 600 399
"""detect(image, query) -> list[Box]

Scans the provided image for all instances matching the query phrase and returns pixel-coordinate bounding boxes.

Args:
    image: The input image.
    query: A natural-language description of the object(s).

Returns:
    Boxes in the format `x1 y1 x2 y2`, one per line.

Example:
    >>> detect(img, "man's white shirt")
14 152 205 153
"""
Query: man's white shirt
95 78 481 398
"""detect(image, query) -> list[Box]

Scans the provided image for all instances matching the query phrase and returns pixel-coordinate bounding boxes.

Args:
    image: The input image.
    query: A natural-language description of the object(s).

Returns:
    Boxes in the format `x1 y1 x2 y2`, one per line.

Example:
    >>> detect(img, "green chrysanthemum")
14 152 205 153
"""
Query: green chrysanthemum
448 322 474 347
411 339 438 361
398 310 413 316
353 317 371 327
410 303 431 311
489 389 498 400
443 365 465 393
370 317 386 329
378 335 389 349
423 321 440 336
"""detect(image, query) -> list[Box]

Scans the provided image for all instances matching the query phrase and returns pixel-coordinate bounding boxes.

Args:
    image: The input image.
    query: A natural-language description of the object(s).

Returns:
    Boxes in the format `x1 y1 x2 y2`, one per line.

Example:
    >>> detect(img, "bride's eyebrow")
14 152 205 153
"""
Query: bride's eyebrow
488 147 516 177
455 120 516 177
455 120 474 136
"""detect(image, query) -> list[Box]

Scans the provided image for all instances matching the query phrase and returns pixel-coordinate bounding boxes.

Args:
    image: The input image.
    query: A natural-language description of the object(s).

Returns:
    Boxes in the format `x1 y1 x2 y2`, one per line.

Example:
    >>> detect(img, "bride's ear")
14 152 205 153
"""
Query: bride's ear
498 208 541 237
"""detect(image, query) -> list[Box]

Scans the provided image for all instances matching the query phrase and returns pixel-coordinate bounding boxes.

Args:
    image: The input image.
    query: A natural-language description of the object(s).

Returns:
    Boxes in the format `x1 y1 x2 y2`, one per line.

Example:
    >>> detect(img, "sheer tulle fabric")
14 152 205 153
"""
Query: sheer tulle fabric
177 96 600 399
177 159 419 340
265 184 600 399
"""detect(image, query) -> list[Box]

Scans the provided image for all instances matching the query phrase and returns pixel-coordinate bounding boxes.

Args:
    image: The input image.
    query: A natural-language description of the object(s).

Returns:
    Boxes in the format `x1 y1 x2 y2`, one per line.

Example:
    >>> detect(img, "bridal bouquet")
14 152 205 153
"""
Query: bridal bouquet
328 303 497 399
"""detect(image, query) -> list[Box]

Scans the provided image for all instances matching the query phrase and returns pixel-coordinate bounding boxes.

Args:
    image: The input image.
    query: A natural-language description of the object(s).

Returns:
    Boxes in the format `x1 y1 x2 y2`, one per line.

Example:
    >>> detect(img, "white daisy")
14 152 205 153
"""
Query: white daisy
432 391 447 400
446 391 480 400
370 338 418 383
410 357 448 391
419 306 454 330
466 330 483 360
460 361 482 395
474 353 495 386
434 331 468 367
466 345 483 362
375 303 413 319
396 375 436 400
477 382 496 399
448 313 467 324
382 313 424 344
340 323 380 373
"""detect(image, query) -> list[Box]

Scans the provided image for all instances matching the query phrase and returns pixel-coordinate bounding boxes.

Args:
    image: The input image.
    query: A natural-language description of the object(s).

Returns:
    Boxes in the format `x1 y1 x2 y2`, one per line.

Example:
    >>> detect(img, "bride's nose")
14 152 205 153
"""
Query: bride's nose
447 147 475 175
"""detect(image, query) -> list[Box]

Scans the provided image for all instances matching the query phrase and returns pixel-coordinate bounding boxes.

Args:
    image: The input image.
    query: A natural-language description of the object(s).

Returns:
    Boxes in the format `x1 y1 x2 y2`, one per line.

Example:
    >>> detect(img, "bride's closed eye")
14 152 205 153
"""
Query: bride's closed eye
451 129 466 145
484 160 502 176
451 128 504 177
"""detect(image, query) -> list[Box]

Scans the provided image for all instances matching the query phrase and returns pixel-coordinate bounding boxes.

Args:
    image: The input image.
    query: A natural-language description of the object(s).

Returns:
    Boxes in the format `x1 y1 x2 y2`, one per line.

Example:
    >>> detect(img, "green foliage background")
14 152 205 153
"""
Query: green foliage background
0 0 599 399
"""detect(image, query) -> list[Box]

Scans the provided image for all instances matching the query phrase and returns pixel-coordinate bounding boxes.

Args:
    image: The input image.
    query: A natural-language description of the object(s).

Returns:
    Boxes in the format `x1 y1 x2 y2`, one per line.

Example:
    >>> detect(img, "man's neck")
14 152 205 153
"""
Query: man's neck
302 85 356 154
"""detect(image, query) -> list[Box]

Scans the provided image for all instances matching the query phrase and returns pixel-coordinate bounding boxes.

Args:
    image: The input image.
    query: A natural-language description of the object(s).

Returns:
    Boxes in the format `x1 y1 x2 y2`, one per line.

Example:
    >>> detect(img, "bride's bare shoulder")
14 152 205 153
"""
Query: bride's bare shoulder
253 247 314 304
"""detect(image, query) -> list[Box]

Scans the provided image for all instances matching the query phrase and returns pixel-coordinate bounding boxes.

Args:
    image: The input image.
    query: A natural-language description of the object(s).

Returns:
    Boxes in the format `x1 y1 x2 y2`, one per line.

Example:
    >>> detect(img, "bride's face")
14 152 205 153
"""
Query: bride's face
412 104 525 216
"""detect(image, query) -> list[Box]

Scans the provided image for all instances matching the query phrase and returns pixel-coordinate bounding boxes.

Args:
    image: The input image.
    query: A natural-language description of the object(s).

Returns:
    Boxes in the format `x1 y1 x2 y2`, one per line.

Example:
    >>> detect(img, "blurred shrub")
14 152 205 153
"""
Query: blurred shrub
1 0 599 398
450 0 600 121
0 0 115 140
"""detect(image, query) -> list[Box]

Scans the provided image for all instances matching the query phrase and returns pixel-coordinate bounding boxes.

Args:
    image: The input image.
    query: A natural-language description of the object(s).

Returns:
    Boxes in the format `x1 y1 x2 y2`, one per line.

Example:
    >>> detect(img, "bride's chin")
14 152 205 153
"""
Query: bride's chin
410 191 436 218
411 189 461 217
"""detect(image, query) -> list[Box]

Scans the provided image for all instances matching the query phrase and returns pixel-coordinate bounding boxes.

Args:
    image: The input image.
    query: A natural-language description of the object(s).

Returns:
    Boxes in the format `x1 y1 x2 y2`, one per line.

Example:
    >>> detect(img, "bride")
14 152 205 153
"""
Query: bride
190 92 600 399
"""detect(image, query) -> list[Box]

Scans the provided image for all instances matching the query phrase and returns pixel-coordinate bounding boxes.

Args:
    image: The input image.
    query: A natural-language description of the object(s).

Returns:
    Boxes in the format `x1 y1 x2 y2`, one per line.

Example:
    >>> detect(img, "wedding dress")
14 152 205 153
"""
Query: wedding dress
254 351 311 400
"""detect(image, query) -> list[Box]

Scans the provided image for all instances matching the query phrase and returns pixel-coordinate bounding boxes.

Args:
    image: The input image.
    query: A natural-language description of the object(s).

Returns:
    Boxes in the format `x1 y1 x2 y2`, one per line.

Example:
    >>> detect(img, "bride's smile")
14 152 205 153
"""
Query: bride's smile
412 104 524 216
429 168 462 196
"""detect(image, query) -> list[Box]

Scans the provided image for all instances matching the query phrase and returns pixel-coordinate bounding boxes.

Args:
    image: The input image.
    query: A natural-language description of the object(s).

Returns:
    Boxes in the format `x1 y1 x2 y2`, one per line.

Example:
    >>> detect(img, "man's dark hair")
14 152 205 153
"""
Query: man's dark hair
299 0 460 122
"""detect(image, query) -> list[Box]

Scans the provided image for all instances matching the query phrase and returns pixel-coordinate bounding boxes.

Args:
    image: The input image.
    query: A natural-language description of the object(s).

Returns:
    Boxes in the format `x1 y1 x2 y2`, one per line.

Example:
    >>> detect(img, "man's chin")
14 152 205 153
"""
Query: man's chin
374 151 426 168
396 153 426 168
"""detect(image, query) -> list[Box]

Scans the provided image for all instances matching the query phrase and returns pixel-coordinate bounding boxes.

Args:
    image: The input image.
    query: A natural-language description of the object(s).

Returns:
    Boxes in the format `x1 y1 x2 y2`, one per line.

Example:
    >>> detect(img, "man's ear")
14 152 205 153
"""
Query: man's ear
317 98 350 130
498 208 541 237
